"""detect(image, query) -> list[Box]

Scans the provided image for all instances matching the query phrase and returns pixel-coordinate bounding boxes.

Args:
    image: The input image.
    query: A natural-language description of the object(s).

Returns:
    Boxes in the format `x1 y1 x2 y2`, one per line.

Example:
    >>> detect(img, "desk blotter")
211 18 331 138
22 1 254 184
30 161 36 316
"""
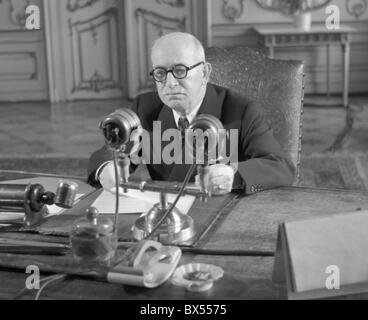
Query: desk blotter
3 189 239 248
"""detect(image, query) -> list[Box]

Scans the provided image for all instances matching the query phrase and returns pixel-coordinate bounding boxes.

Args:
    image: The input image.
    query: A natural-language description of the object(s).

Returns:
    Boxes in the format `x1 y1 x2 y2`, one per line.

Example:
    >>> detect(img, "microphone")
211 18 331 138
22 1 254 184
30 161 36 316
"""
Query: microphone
187 114 225 197
99 108 142 184
0 180 78 227
99 108 142 153
187 114 224 163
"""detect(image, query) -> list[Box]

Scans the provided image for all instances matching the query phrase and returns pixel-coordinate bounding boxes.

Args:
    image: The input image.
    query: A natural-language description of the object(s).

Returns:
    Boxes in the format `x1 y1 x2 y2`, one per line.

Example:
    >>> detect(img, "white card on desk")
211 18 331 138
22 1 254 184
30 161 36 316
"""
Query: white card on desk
91 189 196 215
272 210 368 299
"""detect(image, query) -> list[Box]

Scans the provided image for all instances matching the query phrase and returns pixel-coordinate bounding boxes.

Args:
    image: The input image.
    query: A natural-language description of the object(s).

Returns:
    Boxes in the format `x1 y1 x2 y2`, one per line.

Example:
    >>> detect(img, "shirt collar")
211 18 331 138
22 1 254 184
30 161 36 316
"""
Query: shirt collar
172 101 203 128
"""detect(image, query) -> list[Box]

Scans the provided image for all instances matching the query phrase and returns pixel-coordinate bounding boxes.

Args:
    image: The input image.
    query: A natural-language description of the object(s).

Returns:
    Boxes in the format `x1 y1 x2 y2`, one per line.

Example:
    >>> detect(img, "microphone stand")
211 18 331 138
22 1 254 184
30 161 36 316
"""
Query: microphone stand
131 163 198 244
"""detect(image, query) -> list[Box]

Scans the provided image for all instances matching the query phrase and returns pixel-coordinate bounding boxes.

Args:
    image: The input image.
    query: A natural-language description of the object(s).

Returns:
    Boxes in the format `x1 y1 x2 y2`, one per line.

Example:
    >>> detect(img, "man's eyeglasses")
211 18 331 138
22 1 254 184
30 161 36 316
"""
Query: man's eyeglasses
150 62 204 83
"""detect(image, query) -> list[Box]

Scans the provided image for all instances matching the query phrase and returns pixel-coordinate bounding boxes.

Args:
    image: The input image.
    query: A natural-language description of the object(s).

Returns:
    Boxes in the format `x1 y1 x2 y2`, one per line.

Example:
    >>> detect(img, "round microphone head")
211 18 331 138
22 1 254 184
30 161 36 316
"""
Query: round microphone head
54 181 78 209
189 114 224 132
99 108 141 151
187 114 224 164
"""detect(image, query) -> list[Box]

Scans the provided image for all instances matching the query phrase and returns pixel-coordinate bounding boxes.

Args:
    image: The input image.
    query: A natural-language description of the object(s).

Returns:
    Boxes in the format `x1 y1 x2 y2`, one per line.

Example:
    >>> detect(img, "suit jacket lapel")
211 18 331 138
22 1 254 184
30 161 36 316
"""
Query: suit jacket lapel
157 104 176 131
197 83 223 119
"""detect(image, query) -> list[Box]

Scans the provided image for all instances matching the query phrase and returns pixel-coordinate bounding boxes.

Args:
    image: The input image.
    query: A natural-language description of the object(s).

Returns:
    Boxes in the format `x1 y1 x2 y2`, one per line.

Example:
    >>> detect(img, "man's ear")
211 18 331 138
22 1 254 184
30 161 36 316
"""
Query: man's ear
203 62 212 82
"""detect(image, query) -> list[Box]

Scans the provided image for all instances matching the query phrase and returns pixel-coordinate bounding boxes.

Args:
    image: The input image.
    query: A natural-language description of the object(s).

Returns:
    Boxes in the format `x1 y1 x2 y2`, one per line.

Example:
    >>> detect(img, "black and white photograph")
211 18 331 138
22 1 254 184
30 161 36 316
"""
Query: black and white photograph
0 0 368 305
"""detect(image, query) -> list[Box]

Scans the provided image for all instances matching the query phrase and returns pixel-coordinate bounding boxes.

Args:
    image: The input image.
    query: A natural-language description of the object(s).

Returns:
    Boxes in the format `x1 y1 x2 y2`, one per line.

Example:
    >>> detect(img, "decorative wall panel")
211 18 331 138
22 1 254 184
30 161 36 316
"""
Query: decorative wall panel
44 0 127 101
0 0 48 101
68 8 121 93
346 0 368 18
0 52 36 81
0 0 36 30
222 0 244 22
210 0 368 94
66 0 101 12
155 0 185 8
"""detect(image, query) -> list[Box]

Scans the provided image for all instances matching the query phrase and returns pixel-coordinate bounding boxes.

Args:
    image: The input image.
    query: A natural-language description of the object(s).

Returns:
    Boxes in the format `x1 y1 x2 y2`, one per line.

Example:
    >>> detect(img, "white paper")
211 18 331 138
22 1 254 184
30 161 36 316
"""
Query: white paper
92 188 196 215
0 212 24 223
46 193 84 215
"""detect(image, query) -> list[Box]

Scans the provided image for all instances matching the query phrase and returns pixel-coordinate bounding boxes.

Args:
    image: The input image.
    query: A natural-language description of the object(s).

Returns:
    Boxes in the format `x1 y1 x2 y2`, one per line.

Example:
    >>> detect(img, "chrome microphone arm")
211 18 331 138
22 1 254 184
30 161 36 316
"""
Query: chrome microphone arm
118 179 208 198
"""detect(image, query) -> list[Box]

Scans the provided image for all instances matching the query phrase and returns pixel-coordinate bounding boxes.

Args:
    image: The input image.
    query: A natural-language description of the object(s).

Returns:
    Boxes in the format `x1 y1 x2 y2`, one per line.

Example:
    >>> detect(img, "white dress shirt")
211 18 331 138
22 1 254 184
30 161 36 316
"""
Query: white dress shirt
172 102 202 128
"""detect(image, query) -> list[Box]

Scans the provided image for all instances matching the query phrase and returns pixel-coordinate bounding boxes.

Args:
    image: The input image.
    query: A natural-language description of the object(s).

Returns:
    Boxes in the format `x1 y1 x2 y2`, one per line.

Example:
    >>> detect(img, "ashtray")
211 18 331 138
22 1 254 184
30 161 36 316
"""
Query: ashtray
170 263 224 292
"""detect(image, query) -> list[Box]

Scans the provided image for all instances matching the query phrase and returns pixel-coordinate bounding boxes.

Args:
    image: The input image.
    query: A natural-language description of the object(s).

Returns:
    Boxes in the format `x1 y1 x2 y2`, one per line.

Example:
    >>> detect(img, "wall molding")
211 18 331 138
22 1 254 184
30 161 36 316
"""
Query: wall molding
68 8 122 93
0 0 47 101
0 51 37 81
135 8 186 35
0 34 48 100
346 0 368 18
9 0 31 27
222 0 244 22
66 0 101 12
210 21 368 93
155 0 185 8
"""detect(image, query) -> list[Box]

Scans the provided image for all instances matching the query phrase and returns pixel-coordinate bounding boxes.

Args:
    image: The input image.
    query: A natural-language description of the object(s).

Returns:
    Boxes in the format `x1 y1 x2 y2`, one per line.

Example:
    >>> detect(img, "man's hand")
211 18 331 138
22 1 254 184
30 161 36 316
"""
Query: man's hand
196 164 235 195
100 161 235 196
98 161 120 191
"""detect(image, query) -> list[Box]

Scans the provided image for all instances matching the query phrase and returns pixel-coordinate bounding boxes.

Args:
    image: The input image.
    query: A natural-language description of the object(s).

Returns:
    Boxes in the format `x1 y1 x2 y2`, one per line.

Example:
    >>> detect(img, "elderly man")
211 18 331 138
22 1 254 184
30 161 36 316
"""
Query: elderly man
87 32 294 195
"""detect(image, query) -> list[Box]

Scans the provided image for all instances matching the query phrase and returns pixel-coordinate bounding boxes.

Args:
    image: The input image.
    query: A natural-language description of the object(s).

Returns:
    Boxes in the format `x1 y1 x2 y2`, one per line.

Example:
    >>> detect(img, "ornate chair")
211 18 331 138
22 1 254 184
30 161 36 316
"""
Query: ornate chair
205 46 305 184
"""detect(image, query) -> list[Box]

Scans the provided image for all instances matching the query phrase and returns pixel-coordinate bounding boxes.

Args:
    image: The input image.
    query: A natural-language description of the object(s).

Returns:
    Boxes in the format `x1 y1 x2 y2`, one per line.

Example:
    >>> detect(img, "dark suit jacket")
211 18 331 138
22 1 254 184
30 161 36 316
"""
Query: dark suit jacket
87 83 295 194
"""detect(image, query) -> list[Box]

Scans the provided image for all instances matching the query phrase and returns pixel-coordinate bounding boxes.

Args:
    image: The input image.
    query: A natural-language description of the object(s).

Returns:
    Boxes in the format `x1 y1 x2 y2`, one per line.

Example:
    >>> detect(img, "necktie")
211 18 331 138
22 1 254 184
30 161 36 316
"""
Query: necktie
178 117 189 139
178 117 189 164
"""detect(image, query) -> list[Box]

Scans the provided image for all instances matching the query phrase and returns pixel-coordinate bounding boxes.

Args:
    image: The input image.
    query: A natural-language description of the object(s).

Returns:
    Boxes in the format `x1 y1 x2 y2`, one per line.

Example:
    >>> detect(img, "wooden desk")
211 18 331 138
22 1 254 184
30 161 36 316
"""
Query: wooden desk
254 26 356 108
1 182 368 300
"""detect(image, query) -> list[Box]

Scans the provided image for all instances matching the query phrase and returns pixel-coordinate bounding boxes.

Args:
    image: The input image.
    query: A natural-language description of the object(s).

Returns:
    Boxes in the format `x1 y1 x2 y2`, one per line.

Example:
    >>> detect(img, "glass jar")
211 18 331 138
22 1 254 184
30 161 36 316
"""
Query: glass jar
70 207 117 266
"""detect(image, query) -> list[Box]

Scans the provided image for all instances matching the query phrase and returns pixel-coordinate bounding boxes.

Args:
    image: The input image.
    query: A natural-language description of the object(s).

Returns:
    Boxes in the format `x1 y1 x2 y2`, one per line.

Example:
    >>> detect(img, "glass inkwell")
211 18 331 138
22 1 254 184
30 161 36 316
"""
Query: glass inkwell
70 207 118 266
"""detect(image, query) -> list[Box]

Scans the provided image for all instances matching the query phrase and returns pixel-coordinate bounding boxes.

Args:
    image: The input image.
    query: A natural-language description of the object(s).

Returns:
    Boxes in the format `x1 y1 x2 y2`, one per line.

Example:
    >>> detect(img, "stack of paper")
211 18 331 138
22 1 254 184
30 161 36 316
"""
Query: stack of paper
92 188 196 215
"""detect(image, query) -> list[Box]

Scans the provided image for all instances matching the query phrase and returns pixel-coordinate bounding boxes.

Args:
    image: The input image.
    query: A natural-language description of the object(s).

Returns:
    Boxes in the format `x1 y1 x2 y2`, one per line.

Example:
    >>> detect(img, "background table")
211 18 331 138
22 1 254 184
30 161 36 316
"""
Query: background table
254 26 356 108
1 178 368 300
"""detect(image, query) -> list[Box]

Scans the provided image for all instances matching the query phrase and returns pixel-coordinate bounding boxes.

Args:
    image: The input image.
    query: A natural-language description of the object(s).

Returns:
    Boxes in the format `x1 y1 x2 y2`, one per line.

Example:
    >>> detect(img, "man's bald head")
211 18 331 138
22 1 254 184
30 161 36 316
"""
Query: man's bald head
150 32 211 116
151 32 205 64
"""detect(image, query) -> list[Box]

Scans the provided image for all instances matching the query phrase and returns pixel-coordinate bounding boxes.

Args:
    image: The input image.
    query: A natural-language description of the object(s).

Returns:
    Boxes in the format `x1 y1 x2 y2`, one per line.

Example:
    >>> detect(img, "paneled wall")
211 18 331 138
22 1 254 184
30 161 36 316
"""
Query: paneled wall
0 0 48 101
210 0 368 94
45 0 207 101
1 0 367 101
44 0 127 101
